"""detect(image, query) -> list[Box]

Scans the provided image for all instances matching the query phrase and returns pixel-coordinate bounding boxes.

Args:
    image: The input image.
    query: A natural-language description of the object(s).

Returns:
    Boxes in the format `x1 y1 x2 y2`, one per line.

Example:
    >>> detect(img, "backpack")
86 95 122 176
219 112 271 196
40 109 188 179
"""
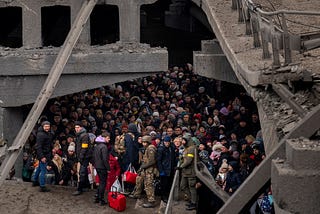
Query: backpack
260 195 272 213
114 134 126 154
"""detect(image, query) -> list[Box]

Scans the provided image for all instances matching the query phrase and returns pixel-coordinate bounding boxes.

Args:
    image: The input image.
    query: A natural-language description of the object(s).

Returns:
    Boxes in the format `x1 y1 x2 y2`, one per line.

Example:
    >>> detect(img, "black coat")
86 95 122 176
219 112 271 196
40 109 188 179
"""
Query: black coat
75 128 91 163
36 126 54 160
93 141 110 171
224 170 242 195
157 144 176 176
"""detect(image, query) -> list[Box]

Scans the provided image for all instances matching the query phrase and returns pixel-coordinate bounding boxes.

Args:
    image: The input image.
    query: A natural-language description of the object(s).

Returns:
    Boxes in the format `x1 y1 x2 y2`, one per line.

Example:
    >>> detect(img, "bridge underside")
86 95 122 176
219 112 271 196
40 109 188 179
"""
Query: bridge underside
0 45 167 107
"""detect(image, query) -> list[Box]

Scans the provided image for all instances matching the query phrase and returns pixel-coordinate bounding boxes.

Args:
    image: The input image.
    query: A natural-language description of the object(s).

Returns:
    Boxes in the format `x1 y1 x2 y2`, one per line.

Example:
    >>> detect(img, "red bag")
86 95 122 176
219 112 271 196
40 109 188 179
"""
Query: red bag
108 187 126 212
123 163 137 184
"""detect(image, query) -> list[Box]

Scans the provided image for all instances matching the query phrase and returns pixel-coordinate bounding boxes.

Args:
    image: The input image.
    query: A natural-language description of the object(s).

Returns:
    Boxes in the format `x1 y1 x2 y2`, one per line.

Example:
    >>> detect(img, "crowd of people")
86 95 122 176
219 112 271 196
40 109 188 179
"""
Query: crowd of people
22 63 273 213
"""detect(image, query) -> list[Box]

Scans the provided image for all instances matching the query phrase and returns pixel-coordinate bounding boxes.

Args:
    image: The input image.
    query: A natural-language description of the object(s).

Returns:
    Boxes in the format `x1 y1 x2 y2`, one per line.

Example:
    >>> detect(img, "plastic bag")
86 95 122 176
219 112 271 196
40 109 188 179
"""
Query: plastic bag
111 178 123 193
123 163 137 184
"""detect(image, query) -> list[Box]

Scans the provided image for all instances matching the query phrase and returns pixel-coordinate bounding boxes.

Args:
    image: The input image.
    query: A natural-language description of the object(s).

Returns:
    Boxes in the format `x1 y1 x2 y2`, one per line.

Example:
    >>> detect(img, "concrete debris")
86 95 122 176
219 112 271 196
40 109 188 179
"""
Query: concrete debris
283 122 297 134
0 42 167 58
258 83 320 139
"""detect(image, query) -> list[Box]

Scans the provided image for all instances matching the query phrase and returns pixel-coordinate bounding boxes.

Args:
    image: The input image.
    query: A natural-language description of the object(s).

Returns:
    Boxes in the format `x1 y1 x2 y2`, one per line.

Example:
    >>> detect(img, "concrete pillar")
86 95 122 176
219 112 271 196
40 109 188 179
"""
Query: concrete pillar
272 139 320 213
109 0 157 42
71 0 91 46
1 107 24 178
22 4 42 48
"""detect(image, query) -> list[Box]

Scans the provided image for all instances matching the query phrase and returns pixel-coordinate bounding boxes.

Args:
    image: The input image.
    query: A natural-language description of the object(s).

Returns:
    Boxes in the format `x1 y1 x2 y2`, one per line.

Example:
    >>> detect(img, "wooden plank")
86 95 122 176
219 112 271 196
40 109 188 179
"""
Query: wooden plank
0 0 98 185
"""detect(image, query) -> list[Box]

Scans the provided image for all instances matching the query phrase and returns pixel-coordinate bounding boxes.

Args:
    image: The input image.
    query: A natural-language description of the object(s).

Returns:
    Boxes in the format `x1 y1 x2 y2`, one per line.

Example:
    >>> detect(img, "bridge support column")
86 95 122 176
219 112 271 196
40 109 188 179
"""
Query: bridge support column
22 4 41 48
108 0 157 42
0 107 23 178
193 40 239 84
272 139 320 213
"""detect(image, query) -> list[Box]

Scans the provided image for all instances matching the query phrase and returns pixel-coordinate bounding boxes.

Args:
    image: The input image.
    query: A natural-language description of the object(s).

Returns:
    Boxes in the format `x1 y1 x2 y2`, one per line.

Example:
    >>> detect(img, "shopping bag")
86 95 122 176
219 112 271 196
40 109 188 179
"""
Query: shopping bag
111 178 123 193
123 163 137 184
108 187 126 212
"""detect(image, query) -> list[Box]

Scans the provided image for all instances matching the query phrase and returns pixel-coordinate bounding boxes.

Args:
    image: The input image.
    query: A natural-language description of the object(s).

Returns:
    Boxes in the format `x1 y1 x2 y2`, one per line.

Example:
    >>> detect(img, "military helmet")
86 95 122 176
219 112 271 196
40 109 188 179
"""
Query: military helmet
141 135 152 143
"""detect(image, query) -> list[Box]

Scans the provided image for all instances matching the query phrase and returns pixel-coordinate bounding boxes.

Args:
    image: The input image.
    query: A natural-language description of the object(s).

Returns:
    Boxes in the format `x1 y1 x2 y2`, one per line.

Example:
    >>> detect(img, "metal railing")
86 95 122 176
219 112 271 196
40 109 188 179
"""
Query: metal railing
234 0 320 68
165 161 180 214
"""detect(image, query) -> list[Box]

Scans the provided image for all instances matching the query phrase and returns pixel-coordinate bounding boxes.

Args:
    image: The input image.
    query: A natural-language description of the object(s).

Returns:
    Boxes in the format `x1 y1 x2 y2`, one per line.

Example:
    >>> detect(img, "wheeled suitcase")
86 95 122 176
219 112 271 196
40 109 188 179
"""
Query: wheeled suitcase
108 187 126 212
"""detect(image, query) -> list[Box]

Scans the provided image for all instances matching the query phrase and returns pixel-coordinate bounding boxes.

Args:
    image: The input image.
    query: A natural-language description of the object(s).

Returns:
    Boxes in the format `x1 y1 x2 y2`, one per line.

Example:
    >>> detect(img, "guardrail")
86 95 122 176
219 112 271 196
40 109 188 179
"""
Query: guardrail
233 0 320 68
165 162 180 214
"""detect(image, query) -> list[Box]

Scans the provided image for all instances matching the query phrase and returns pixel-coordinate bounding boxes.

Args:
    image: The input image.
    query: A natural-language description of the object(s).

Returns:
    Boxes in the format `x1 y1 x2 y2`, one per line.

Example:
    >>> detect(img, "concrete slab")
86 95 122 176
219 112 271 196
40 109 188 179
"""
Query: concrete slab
286 139 320 170
271 159 320 214
0 45 168 107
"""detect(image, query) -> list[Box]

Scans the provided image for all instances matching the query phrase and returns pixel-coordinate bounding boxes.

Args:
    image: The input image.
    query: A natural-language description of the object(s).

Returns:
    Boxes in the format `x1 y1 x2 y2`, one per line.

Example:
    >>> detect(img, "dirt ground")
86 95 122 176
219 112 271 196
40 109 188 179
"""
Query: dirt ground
0 180 191 214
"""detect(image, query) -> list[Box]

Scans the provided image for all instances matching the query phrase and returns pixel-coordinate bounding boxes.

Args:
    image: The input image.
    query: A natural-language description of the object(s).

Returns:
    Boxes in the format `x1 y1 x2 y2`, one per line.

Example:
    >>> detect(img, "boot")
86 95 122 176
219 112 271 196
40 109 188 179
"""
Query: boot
142 201 155 208
186 203 196 211
128 194 141 199
185 201 192 207
94 190 100 203
72 190 82 196
100 199 107 206
94 195 99 203
39 186 50 192
32 181 39 187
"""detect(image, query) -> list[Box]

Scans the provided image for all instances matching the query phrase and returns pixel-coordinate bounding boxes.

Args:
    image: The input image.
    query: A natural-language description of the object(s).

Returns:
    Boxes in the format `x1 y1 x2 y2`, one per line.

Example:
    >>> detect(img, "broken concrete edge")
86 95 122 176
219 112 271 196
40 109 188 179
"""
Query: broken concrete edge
0 42 167 58
271 159 320 213
191 0 306 90
0 72 162 107
191 0 262 86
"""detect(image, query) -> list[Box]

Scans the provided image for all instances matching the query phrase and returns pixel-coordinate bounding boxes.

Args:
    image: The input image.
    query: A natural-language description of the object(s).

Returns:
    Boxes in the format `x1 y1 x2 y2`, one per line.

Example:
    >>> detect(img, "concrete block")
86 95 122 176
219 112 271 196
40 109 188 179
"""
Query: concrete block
271 160 320 214
193 52 239 84
200 40 223 54
286 139 320 170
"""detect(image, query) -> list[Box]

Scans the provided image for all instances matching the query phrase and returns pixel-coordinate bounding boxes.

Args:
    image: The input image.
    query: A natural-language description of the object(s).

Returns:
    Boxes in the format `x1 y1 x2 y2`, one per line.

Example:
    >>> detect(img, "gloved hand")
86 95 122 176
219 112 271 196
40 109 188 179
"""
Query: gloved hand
137 168 142 174
159 171 166 176
175 167 182 171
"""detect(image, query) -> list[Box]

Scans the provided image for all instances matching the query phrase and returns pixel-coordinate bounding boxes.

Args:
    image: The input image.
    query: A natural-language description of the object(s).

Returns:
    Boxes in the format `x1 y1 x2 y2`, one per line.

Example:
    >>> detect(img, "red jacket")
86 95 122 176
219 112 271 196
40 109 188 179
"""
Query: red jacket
106 153 121 192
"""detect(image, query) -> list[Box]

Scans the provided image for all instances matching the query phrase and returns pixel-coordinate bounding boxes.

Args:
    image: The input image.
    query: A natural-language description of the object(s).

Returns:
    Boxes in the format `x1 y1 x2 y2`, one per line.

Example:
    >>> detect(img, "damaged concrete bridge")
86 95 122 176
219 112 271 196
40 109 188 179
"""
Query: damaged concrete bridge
0 0 320 213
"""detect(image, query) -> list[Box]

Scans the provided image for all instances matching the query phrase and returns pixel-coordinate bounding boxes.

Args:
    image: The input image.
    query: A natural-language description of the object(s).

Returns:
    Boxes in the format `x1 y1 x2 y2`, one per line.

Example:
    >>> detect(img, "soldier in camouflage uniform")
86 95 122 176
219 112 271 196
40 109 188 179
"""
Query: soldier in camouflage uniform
177 133 197 211
129 135 158 208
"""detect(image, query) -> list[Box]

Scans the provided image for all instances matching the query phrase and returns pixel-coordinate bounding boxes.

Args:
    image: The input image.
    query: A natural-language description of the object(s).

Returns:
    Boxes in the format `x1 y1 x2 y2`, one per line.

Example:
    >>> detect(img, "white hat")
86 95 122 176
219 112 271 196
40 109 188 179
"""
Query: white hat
152 112 160 117
68 145 75 152
169 104 176 109
176 91 183 97
150 131 157 136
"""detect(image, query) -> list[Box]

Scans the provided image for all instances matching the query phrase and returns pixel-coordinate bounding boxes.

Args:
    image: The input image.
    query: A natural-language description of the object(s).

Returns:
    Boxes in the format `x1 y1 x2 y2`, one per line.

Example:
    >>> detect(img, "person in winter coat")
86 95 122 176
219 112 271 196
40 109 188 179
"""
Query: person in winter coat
123 123 140 171
157 135 176 203
106 148 121 192
177 133 197 211
59 143 77 186
33 121 54 192
224 161 242 195
22 152 34 182
129 135 158 208
72 121 92 196
92 135 110 205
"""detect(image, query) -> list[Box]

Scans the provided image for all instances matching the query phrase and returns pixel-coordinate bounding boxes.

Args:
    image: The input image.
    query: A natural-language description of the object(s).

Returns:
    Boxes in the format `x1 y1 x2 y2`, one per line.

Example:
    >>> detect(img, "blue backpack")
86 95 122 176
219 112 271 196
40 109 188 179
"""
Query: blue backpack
260 195 273 212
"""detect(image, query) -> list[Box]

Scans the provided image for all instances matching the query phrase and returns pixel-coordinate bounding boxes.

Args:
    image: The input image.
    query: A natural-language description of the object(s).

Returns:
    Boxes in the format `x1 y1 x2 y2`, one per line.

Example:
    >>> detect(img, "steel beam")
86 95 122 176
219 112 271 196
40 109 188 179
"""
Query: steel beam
217 104 320 213
0 0 98 185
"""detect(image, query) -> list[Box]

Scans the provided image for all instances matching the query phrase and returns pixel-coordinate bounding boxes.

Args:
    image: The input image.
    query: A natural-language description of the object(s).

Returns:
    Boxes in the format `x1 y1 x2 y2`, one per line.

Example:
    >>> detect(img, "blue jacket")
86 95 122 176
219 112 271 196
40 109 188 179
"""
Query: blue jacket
157 143 176 176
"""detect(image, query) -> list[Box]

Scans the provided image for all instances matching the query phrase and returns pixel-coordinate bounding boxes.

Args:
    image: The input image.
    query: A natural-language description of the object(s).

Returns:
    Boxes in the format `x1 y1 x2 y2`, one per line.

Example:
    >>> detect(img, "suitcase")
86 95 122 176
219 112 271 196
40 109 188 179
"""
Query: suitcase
108 187 126 212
